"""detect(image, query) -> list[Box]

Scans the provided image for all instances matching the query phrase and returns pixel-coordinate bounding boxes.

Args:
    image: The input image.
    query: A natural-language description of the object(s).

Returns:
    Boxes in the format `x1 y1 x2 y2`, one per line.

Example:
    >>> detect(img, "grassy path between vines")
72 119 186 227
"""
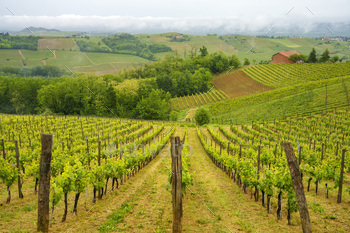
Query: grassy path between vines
183 127 300 232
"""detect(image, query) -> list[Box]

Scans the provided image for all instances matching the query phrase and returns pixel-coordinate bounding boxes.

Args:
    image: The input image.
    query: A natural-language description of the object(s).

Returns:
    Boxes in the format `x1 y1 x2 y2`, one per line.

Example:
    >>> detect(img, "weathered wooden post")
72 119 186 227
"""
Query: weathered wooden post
15 140 23 199
98 140 102 199
256 145 260 202
2 138 6 160
282 142 312 233
337 149 346 203
227 142 230 155
37 134 53 233
171 137 182 233
120 144 124 185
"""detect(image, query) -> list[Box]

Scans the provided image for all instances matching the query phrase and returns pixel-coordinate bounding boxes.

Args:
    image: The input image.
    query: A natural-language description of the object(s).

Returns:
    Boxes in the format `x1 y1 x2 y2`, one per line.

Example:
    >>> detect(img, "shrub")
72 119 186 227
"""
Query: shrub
195 107 210 125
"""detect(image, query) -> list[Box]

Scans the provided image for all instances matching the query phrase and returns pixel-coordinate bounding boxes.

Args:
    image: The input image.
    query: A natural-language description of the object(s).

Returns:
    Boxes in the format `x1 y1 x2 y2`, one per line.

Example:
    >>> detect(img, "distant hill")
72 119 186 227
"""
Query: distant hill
19 27 60 33
0 33 349 74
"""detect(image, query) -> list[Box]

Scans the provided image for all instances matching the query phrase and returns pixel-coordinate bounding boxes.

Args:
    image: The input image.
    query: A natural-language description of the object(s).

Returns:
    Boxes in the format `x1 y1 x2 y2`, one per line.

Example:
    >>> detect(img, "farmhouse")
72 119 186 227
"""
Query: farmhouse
270 50 301 64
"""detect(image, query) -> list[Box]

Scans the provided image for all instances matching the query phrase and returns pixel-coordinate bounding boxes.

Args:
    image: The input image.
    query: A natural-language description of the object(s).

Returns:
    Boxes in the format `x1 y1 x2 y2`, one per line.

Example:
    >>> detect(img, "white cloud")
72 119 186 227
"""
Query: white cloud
1 14 349 35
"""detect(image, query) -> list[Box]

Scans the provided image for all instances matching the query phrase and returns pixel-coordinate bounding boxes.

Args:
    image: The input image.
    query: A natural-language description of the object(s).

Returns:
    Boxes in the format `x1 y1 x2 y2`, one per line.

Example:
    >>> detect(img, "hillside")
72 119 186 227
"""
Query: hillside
0 33 350 74
242 62 350 88
146 34 350 62
208 76 350 124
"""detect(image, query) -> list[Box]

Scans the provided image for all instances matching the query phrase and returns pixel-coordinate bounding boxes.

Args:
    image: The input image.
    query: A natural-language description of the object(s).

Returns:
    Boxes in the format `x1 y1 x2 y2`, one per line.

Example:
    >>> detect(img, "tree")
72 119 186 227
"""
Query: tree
243 58 250 66
169 111 179 121
133 89 171 120
199 46 208 57
229 54 241 67
252 59 257 65
308 48 317 63
319 49 330 63
330 55 339 63
10 91 25 114
288 54 307 63
195 107 210 125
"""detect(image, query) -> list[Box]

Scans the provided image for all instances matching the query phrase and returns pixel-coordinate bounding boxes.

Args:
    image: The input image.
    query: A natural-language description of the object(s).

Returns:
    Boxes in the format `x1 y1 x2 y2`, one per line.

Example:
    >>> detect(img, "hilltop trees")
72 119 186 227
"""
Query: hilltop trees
133 89 171 120
308 48 317 63
0 49 242 121
199 46 208 57
319 49 330 63
306 48 337 63
289 54 308 63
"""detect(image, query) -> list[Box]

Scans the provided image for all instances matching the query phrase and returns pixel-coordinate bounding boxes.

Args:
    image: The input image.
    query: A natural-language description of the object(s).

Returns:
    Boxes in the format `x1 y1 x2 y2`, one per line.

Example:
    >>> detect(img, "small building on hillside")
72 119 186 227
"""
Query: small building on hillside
271 50 301 64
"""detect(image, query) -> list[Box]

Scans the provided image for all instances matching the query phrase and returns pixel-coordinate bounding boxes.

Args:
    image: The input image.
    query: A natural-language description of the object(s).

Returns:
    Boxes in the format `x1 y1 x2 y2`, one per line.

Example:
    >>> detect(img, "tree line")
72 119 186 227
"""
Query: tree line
0 50 242 120
76 33 172 61
289 48 341 63
0 33 38 50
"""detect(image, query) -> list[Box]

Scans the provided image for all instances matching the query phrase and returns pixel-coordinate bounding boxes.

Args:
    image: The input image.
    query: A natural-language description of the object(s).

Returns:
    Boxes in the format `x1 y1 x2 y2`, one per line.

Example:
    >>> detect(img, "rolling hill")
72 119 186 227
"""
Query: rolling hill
0 32 349 74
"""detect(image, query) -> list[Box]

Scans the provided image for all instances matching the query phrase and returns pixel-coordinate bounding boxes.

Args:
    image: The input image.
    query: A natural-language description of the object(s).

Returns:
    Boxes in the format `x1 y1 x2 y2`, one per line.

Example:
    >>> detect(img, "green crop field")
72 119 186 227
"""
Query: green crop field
171 89 229 111
2 26 350 233
44 50 91 68
0 59 22 67
24 60 44 67
37 37 77 50
0 49 22 60
86 52 150 64
242 63 350 88
208 75 350 124
1 34 350 74
20 50 55 60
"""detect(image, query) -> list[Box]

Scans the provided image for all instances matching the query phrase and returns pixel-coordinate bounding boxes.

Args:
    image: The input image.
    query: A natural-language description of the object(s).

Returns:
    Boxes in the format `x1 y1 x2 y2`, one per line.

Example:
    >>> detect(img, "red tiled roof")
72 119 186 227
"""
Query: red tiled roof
277 50 301 58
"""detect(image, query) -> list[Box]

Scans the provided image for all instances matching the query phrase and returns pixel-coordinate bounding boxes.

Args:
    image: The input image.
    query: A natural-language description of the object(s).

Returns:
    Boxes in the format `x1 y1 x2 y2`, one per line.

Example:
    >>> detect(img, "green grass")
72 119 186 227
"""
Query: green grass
20 50 54 59
310 202 325 215
99 202 134 232
0 49 22 59
0 59 22 67
24 60 44 67
176 108 190 121
72 63 114 72
86 52 149 64
45 50 91 68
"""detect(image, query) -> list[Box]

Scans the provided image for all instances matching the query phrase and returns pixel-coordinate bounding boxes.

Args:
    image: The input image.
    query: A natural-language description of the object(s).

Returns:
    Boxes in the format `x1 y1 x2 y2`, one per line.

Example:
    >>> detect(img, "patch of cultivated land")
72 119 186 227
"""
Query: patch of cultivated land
213 70 273 98
37 38 77 50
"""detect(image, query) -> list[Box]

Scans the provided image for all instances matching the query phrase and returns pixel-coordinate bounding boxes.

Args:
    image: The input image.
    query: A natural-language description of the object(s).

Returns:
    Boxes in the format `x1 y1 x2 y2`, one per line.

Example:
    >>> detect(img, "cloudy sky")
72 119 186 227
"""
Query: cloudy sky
0 0 349 35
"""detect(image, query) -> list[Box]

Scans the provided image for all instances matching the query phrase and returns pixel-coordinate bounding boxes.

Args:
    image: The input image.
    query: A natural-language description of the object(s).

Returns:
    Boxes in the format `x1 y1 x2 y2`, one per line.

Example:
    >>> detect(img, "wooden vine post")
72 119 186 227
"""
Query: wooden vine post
171 137 182 233
1 138 5 159
337 149 347 203
282 142 312 233
256 145 260 202
15 140 23 198
37 134 53 233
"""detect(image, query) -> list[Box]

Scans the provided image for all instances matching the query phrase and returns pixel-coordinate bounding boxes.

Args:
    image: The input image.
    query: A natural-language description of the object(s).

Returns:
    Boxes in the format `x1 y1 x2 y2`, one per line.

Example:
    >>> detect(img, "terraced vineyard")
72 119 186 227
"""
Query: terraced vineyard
171 89 229 111
213 70 273 98
243 63 350 88
209 75 350 124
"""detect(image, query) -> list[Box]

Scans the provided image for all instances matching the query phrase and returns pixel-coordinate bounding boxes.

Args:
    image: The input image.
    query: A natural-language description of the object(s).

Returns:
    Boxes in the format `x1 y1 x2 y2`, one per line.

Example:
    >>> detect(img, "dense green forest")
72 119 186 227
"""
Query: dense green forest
0 66 65 77
0 33 38 50
0 51 241 120
75 40 110 53
76 33 172 60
